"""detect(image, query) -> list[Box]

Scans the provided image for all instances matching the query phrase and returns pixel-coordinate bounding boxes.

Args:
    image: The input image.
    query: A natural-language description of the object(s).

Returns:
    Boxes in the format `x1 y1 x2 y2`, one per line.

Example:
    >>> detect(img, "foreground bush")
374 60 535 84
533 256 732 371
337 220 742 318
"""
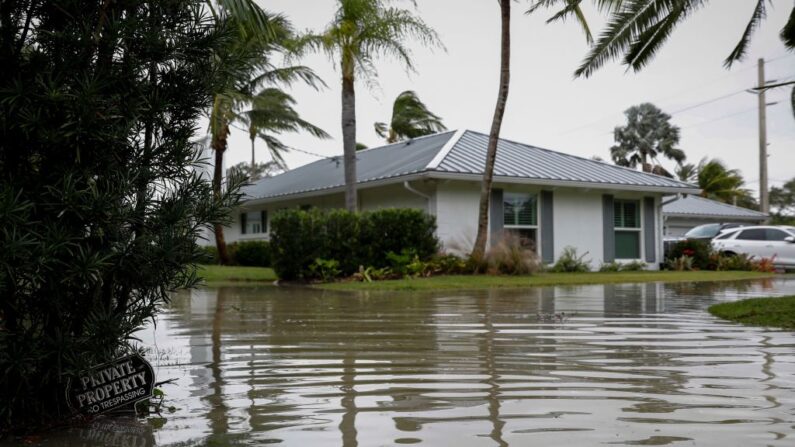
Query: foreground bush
667 239 714 270
229 241 272 267
550 247 591 273
270 208 439 280
0 2 239 430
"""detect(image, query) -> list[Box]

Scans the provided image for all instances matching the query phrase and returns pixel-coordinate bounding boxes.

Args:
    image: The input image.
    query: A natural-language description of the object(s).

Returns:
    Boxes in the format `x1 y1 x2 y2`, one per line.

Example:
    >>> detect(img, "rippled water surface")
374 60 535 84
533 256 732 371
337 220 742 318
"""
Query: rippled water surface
28 278 795 446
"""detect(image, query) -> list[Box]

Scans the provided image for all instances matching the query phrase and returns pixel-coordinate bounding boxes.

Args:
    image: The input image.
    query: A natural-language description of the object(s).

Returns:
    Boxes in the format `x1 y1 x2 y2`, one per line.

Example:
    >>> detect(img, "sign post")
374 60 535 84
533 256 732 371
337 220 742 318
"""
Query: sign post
65 353 155 416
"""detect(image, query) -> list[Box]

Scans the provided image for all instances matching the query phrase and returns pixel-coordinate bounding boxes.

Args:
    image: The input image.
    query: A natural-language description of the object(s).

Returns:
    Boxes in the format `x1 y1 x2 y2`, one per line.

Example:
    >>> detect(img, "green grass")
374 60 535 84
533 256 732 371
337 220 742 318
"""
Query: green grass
709 296 795 330
317 271 773 292
197 265 277 283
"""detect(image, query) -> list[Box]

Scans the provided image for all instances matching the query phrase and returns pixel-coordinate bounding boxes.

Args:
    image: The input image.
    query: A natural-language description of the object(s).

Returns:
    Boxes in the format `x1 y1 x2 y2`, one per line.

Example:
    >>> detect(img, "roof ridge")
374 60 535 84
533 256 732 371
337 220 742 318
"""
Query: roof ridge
462 129 699 189
425 129 465 170
356 129 457 155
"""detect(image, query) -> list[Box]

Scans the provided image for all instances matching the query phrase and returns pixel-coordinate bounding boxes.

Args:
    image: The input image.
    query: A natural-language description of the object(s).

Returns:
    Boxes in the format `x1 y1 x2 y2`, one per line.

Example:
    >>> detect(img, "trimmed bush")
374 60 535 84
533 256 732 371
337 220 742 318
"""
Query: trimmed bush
270 208 439 280
667 239 714 270
231 241 271 267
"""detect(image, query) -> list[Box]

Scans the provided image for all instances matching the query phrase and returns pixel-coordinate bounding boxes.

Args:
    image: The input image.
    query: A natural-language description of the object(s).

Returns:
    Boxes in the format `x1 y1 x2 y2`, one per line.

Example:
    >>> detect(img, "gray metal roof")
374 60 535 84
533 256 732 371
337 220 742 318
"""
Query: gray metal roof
663 195 768 220
244 129 698 201
243 131 456 199
436 131 695 189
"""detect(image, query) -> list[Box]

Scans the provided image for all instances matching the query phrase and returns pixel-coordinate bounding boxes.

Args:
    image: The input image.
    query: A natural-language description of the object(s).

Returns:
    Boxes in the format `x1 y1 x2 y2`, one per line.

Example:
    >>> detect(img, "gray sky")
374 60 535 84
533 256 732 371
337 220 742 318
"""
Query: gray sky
221 0 795 194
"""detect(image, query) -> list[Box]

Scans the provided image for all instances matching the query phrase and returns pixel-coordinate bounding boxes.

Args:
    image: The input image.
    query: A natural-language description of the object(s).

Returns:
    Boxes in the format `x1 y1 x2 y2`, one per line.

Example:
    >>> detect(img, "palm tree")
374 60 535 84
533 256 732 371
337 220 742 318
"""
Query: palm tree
471 0 591 258
305 0 442 211
675 162 698 183
374 90 447 143
243 88 330 169
610 103 685 173
208 10 325 264
697 159 753 206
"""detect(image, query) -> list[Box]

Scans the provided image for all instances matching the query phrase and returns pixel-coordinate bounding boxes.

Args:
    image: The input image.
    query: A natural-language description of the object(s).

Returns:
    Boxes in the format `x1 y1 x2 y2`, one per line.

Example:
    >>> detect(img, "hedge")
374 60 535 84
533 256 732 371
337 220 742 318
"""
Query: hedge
270 208 439 280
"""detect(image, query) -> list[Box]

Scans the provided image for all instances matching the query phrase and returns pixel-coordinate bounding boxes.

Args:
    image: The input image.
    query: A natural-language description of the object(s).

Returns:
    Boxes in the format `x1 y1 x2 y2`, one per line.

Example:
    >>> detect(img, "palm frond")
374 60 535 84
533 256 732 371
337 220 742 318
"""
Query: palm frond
527 0 593 44
782 6 795 49
724 0 768 68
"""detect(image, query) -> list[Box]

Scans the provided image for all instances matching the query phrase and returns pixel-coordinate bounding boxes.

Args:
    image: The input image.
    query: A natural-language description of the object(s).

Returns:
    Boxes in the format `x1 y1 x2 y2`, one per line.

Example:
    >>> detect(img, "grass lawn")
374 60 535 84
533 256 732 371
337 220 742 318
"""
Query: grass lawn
709 296 795 330
318 271 773 292
198 265 277 283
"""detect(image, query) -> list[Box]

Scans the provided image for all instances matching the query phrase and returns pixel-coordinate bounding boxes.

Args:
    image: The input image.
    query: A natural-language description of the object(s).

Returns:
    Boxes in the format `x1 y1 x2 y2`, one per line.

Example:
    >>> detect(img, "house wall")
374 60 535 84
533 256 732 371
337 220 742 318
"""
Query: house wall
359 183 430 213
434 181 481 255
552 189 605 267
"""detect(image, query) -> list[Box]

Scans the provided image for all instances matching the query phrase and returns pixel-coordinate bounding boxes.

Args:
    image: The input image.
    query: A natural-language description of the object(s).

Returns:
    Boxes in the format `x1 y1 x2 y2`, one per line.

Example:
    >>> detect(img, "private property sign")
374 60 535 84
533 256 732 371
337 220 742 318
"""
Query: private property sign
66 354 155 416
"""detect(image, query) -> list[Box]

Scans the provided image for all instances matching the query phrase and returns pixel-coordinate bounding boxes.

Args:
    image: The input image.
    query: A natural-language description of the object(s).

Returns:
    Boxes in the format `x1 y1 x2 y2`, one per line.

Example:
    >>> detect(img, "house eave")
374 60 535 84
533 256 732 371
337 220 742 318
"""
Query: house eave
663 212 768 220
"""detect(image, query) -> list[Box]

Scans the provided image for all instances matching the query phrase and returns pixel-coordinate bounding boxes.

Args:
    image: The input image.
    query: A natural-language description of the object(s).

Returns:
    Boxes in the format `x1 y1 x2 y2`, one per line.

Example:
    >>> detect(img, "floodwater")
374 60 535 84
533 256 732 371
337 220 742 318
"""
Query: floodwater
22 278 795 446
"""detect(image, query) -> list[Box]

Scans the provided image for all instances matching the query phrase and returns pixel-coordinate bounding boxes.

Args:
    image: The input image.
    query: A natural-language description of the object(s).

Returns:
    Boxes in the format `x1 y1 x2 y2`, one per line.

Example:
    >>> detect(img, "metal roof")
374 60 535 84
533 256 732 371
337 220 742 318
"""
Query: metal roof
663 195 768 220
244 129 699 201
243 131 456 199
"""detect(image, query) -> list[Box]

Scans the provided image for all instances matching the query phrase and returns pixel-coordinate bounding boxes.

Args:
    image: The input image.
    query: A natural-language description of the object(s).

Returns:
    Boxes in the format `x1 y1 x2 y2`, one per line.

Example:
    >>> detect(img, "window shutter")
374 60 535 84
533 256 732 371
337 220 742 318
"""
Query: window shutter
261 210 267 233
603 195 615 262
240 212 247 235
643 197 656 263
490 189 504 243
540 190 554 264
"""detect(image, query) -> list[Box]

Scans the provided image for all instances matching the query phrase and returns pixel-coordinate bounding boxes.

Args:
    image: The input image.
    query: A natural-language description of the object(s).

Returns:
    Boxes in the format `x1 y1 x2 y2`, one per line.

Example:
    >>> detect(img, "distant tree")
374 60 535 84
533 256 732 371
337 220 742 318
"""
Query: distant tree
676 162 698 183
227 161 283 182
356 142 369 151
591 155 605 162
770 178 795 217
375 90 447 143
697 159 754 207
610 103 685 174
305 0 443 211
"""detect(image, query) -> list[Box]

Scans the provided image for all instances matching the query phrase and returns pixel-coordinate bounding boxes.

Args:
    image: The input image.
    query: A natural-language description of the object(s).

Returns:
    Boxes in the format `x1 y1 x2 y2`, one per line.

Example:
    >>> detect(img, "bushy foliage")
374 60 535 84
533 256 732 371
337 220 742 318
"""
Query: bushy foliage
473 233 541 276
666 255 695 271
599 260 647 272
715 253 776 273
550 246 591 273
668 239 714 270
270 208 438 280
0 1 239 429
230 241 271 267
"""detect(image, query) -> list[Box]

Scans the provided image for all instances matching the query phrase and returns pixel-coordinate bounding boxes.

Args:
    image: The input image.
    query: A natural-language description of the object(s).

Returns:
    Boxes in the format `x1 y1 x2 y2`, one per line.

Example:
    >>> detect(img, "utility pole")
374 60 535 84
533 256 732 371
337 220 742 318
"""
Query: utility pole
757 58 769 214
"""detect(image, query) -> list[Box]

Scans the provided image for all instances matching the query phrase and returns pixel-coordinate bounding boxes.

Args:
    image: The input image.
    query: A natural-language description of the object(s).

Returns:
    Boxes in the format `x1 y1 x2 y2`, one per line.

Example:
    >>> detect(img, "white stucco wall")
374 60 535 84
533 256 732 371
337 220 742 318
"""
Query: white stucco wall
434 181 481 255
552 189 605 268
359 183 430 213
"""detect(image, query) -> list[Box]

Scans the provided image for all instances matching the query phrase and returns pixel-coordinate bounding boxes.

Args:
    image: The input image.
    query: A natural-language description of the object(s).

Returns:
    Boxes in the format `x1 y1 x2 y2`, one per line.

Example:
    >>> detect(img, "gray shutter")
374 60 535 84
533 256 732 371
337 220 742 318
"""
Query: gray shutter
540 190 554 263
603 195 615 262
240 212 247 235
643 197 656 263
261 210 267 234
490 188 504 243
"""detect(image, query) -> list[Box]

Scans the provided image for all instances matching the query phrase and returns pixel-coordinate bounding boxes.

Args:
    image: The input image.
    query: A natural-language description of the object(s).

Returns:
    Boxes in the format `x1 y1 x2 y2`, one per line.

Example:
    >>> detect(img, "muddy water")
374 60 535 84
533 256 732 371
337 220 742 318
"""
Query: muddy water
24 279 795 446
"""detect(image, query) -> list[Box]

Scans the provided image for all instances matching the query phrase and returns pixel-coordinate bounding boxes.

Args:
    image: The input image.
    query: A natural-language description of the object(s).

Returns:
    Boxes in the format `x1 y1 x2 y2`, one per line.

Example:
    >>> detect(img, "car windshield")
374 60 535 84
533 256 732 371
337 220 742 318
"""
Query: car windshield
685 224 721 239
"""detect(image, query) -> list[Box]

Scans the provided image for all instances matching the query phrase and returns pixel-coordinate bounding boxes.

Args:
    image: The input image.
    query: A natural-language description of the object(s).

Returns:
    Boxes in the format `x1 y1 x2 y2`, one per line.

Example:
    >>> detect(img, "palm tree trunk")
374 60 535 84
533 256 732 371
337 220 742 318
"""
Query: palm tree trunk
212 125 231 265
250 136 256 168
471 0 511 259
341 71 358 211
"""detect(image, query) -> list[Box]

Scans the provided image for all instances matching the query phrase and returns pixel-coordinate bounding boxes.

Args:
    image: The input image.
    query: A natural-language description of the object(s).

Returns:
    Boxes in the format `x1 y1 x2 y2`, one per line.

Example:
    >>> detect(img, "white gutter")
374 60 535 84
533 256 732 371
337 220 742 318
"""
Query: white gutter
403 180 431 200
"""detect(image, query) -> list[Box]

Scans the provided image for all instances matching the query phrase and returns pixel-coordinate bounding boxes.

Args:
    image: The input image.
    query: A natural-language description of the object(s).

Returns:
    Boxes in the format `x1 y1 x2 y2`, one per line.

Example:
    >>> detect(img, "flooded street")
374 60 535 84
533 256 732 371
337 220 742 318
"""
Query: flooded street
29 279 795 446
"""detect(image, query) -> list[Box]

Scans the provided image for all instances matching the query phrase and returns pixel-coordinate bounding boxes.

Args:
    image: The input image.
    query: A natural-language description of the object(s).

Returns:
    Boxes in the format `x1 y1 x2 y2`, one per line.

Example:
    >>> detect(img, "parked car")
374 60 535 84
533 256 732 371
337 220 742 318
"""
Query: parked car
663 223 745 256
711 225 795 267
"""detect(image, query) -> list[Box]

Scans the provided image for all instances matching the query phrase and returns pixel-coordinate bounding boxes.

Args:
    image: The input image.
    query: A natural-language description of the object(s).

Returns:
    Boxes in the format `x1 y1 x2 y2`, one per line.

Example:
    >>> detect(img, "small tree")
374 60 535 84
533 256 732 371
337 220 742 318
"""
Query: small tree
0 0 240 428
227 161 283 182
610 103 685 174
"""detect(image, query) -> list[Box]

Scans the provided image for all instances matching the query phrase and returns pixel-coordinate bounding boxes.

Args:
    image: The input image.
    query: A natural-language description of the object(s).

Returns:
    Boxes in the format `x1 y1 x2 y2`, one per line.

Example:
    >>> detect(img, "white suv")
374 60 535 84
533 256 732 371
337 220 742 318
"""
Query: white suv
711 225 795 267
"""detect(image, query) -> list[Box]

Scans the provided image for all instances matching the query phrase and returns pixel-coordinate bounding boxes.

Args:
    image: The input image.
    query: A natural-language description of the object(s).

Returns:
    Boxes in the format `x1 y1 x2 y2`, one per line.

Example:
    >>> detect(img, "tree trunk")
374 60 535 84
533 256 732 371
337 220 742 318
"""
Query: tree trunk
212 125 231 265
341 71 358 211
471 0 511 259
251 136 256 168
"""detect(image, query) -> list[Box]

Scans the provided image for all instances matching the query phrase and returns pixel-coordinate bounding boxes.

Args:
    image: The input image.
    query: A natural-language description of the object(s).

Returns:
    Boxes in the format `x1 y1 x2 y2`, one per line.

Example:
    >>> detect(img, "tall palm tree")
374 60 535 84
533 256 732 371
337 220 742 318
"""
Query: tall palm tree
675 162 698 183
208 10 325 264
610 103 685 173
374 90 447 143
243 88 330 169
471 1 592 258
305 0 442 211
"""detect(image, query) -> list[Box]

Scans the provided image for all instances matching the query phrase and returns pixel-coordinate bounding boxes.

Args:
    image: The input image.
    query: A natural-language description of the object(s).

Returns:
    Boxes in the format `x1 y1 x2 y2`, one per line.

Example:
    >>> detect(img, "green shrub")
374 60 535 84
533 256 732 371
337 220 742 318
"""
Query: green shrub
476 232 541 275
309 258 342 281
200 245 219 265
620 260 647 271
230 241 271 267
666 255 694 271
599 261 622 272
668 239 714 270
270 208 438 281
550 246 591 273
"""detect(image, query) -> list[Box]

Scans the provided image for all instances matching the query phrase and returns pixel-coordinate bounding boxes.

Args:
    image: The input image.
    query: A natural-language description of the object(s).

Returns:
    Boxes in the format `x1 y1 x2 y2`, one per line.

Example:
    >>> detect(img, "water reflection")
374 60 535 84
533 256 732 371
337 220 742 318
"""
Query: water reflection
18 278 795 446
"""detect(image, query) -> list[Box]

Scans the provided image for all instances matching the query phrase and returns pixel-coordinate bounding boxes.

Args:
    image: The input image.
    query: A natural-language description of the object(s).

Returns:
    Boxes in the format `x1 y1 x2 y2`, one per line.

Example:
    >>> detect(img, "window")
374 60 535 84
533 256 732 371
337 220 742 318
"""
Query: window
241 211 266 235
765 229 791 241
737 228 766 241
684 223 721 239
715 230 738 240
614 200 641 259
503 192 538 250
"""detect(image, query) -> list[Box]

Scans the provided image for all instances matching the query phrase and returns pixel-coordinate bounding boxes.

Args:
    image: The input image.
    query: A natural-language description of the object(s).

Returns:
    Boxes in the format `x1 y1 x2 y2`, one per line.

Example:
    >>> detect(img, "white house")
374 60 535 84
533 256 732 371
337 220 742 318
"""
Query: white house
662 195 768 236
216 130 700 270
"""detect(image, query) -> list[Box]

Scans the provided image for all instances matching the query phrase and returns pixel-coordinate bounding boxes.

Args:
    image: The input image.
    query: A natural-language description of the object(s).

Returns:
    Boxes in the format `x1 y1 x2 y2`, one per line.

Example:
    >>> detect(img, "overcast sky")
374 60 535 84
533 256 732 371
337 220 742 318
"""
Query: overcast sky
219 1 795 195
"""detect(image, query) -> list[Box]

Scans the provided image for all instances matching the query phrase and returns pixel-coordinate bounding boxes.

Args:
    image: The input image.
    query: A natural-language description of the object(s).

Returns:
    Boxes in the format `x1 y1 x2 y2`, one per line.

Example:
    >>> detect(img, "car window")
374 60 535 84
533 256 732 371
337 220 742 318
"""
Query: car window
766 229 791 241
685 224 720 238
714 231 737 240
737 228 766 241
